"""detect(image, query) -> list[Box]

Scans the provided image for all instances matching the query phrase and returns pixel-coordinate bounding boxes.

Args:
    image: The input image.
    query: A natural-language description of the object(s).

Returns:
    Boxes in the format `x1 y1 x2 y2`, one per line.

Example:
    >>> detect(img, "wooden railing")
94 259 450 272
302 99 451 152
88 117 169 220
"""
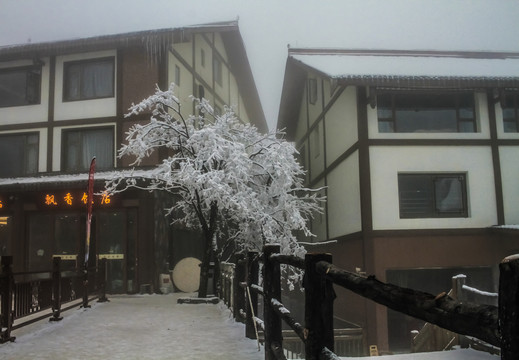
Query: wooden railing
219 245 365 360
1 256 108 343
412 274 500 355
220 248 519 360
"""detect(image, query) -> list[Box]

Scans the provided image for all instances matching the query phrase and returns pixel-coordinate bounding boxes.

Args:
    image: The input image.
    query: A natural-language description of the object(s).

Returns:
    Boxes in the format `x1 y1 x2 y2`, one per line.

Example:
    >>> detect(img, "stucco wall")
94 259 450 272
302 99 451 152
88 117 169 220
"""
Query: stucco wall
370 146 498 230
500 146 519 224
327 151 362 238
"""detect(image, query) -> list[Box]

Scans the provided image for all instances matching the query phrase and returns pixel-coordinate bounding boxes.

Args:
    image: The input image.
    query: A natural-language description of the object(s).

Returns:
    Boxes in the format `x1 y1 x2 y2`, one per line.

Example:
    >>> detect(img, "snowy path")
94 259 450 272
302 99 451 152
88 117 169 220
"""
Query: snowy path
0 293 499 360
0 293 264 360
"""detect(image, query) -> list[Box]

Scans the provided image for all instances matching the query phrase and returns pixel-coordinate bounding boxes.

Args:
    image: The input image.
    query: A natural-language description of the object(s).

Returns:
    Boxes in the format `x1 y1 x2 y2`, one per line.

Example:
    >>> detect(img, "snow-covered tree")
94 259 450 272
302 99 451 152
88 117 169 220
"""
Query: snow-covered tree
105 84 324 297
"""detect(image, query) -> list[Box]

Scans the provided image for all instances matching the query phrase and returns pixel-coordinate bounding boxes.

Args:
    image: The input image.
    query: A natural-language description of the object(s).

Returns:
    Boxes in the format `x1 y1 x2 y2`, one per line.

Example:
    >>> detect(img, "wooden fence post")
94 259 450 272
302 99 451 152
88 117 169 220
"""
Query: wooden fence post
499 254 519 359
263 245 283 360
451 274 467 302
304 253 335 360
0 256 15 343
234 253 246 322
245 251 259 339
50 257 63 321
98 258 108 303
81 265 90 309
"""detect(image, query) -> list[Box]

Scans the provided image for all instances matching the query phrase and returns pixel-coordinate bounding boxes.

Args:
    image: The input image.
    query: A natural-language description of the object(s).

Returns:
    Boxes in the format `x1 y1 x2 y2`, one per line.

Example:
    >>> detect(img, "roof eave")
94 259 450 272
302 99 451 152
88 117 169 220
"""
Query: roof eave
335 75 519 89
221 30 267 132
0 20 239 61
277 57 308 140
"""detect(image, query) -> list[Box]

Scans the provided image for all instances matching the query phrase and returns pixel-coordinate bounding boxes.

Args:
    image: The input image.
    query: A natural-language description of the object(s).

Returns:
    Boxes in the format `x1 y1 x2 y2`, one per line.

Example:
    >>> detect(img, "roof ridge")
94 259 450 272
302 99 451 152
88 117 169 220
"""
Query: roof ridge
288 48 519 60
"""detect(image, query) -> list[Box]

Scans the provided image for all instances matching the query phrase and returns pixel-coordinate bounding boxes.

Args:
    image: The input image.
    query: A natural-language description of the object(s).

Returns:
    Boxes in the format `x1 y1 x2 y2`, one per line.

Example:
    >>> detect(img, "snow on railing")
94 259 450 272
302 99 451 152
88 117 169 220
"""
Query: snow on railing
462 284 498 298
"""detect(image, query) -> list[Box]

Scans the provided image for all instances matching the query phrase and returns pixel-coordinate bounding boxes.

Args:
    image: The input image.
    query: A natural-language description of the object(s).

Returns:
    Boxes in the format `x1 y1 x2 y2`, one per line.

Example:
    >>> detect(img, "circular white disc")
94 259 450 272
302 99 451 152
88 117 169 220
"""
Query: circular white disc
172 257 201 293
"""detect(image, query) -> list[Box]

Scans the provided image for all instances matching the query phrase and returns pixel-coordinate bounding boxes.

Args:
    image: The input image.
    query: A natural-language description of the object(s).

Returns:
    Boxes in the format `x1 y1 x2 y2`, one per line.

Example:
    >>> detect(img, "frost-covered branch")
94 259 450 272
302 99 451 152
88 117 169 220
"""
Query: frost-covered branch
105 84 325 290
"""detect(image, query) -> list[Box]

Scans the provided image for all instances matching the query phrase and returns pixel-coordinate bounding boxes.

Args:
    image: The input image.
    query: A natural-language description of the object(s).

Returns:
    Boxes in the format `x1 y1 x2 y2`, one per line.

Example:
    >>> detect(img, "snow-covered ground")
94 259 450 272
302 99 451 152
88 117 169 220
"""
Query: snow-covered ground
0 293 263 360
0 293 498 360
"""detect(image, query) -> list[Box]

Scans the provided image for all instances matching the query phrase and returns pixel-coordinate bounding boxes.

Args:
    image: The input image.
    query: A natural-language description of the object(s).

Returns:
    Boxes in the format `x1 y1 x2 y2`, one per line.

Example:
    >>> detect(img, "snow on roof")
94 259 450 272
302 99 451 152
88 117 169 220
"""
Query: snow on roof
0 169 156 187
492 225 519 231
290 50 519 81
0 20 239 61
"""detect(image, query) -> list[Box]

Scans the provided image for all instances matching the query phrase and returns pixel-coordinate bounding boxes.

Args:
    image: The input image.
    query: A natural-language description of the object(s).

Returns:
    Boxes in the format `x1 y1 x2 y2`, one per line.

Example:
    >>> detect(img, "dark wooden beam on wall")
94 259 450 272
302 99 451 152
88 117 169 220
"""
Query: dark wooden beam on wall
487 90 505 225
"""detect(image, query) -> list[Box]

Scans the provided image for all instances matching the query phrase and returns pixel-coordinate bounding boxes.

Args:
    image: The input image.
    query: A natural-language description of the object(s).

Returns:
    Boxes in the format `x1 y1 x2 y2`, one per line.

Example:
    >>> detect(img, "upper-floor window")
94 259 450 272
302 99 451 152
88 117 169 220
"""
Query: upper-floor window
378 91 476 133
63 57 114 101
213 56 222 86
308 78 318 105
398 173 468 219
0 66 41 108
62 127 114 172
0 132 39 177
174 65 181 86
503 93 519 133
200 49 206 68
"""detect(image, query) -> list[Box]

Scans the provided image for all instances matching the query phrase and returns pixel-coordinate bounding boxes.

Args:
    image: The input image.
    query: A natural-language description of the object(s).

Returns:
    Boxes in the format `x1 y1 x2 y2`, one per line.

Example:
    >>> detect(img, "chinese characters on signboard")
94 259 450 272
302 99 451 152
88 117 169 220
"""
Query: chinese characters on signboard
44 192 112 207
0 191 114 211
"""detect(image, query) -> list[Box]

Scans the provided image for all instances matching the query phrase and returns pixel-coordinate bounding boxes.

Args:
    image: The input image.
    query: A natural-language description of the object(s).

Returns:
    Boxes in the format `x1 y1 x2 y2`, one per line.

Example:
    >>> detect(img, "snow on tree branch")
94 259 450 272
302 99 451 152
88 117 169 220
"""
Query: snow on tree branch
105 83 325 291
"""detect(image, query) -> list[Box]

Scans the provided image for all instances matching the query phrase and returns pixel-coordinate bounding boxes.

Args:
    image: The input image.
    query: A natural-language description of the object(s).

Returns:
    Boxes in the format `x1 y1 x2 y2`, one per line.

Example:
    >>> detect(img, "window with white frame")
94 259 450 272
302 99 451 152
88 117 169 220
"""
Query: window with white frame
0 132 39 177
62 127 114 172
63 57 114 101
0 66 41 108
378 91 476 133
398 173 468 218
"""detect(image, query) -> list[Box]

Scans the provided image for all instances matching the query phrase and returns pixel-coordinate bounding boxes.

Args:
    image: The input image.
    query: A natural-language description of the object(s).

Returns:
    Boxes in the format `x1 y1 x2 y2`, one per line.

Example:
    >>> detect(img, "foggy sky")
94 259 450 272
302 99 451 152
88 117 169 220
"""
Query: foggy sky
1 0 518 129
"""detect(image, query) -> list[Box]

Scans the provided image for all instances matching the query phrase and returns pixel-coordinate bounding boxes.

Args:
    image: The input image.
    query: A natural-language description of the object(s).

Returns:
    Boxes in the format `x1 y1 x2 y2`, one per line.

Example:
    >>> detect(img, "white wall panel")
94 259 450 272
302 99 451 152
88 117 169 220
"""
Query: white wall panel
0 58 50 125
54 50 117 121
500 146 519 224
370 146 497 230
325 86 358 166
327 151 362 238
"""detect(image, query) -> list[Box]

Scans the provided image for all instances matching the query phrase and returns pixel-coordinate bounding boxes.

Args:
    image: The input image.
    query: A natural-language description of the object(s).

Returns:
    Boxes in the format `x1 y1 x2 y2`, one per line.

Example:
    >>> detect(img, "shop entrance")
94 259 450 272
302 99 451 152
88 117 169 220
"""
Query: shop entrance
96 210 138 293
27 208 138 294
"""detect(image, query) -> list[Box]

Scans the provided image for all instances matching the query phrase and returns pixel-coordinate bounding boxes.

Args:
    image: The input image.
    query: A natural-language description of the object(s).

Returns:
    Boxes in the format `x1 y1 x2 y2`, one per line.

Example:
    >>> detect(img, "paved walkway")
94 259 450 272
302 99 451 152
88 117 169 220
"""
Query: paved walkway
0 293 264 360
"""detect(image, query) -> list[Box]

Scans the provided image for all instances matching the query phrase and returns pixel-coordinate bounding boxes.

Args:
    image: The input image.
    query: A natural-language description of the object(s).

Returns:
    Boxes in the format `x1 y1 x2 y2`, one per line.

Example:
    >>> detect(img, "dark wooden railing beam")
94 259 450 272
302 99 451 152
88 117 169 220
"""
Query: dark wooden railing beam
315 261 500 347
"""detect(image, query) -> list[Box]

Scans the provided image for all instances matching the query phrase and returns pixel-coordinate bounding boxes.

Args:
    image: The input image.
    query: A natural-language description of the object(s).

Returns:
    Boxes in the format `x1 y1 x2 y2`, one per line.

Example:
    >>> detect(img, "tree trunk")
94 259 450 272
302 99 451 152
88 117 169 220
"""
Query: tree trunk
197 201 218 299
316 261 500 347
198 235 212 298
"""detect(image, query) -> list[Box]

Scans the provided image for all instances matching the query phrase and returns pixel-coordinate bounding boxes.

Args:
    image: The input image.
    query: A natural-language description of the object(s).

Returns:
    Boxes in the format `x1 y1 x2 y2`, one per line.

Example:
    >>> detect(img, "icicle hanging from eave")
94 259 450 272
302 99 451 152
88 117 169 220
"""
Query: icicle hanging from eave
143 31 175 69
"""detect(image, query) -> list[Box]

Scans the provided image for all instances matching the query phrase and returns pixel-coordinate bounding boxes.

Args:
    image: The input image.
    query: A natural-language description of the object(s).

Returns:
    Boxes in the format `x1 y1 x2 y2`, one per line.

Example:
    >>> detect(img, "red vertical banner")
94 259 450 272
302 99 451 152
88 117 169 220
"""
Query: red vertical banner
85 157 96 266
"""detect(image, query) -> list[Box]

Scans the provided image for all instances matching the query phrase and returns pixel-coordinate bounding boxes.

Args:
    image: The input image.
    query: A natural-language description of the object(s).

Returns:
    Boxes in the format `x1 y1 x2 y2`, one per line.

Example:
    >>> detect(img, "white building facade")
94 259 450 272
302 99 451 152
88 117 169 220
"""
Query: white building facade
278 48 519 352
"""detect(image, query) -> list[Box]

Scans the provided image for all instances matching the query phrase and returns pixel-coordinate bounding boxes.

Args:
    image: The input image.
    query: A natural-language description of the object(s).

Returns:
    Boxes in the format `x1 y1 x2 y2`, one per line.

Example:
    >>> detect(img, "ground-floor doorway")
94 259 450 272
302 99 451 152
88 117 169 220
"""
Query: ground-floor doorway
26 208 138 294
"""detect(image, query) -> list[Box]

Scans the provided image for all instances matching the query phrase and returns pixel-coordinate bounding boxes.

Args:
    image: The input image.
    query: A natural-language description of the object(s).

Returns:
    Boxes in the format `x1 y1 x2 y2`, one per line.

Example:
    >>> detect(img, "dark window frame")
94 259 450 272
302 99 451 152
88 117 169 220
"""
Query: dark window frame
308 78 318 105
213 55 223 86
0 65 42 108
174 65 181 86
0 132 39 178
200 49 206 68
61 126 114 172
377 90 477 133
502 92 519 133
398 173 468 219
63 57 115 102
